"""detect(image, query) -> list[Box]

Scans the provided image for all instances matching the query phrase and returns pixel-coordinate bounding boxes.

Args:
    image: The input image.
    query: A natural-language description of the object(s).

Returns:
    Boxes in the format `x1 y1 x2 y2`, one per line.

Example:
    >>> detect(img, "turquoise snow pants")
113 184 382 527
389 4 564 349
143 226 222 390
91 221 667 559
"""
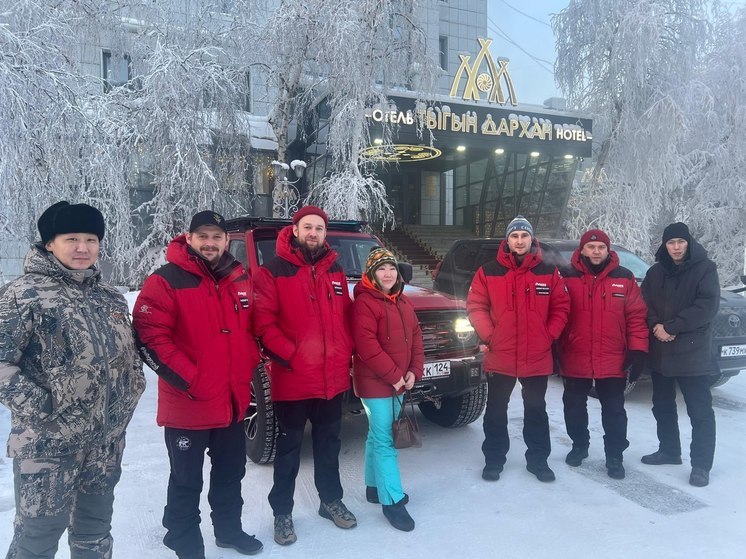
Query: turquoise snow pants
360 396 405 506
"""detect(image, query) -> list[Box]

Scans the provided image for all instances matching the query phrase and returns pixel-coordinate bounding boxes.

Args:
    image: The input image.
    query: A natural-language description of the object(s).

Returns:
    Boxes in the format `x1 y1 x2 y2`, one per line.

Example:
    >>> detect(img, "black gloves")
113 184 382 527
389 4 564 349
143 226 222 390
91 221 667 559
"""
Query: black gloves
624 350 647 383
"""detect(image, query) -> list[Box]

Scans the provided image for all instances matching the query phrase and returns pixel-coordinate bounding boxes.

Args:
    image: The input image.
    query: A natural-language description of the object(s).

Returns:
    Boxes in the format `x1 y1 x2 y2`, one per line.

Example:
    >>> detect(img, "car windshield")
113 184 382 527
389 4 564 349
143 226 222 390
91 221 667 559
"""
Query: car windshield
557 248 651 280
255 237 381 278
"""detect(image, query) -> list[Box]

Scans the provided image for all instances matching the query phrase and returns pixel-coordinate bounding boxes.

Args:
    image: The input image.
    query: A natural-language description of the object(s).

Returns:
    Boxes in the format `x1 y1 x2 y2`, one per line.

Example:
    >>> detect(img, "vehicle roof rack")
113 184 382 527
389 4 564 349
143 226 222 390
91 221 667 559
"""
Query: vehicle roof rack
225 216 367 233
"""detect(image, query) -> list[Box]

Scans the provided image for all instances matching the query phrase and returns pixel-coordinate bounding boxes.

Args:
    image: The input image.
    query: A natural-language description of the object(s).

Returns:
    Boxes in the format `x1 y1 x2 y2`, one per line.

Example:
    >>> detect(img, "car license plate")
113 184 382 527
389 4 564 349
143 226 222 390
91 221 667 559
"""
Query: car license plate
423 360 451 378
720 344 746 357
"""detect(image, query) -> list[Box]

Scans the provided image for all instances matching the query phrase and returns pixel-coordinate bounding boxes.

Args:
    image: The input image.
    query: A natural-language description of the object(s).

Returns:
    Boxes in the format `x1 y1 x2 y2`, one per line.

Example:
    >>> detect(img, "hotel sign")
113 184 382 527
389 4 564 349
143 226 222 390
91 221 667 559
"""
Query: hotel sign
450 38 518 106
367 106 590 143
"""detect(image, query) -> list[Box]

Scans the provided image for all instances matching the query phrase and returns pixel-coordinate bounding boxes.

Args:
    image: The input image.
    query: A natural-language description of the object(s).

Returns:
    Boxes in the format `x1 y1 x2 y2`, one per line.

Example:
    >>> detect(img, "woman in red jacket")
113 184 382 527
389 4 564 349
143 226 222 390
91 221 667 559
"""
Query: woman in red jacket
352 248 424 532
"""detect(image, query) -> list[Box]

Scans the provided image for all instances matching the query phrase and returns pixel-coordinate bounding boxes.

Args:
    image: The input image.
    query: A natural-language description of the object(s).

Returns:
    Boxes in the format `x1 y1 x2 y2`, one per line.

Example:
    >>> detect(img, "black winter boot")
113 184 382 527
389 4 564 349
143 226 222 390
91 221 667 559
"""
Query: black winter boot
366 486 408 504
565 447 589 467
215 532 263 555
382 498 415 532
606 458 625 479
641 450 682 465
526 462 556 482
689 468 710 487
481 464 503 481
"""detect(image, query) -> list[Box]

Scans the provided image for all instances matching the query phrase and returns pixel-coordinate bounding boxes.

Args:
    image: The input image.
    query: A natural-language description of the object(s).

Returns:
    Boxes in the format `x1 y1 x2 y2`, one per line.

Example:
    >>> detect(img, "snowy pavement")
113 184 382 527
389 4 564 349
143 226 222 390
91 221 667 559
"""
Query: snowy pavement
1 306 745 558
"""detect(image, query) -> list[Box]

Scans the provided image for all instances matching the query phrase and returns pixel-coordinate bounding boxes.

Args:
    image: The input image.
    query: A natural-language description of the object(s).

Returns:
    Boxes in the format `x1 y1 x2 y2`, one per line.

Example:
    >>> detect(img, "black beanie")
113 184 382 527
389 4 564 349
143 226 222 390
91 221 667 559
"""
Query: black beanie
662 222 691 244
38 201 106 244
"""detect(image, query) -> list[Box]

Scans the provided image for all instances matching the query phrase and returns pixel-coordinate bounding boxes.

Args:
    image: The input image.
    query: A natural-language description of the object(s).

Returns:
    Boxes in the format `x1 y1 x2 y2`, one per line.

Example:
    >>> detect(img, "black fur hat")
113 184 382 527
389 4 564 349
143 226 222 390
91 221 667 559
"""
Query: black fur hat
38 201 105 244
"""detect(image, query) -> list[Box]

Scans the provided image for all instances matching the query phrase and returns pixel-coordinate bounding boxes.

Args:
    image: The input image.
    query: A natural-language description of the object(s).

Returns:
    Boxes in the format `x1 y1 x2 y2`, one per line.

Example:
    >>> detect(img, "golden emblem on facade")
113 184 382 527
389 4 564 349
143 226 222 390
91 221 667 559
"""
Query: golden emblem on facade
361 144 442 162
450 38 518 106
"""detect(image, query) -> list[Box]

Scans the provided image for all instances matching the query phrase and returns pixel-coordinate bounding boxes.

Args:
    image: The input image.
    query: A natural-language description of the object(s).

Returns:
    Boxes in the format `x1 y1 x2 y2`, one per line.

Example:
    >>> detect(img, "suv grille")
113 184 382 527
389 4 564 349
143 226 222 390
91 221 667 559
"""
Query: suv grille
712 307 746 338
417 311 477 357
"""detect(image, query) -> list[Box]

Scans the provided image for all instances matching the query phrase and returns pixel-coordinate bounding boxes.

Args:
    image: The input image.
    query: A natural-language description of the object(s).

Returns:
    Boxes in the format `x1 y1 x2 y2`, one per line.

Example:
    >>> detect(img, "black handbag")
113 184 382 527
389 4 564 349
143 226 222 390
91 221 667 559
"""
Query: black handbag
392 390 422 449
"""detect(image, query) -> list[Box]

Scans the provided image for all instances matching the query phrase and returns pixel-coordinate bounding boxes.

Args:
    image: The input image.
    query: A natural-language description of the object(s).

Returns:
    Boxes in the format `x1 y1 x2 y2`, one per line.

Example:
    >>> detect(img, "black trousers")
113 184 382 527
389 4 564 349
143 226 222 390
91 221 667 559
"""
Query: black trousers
268 395 344 516
482 373 550 467
651 371 716 471
562 377 629 460
162 421 246 557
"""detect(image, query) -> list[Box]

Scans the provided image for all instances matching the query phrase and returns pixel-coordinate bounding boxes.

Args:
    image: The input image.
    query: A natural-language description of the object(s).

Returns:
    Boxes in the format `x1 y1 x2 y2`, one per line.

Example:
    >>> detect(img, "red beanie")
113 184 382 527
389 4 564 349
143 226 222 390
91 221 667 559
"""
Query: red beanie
579 229 610 250
292 205 329 226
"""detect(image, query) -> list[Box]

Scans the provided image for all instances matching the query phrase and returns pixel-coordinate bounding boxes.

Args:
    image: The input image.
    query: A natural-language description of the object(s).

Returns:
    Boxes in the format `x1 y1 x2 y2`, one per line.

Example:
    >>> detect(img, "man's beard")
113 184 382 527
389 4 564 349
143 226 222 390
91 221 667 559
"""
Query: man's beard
296 238 324 262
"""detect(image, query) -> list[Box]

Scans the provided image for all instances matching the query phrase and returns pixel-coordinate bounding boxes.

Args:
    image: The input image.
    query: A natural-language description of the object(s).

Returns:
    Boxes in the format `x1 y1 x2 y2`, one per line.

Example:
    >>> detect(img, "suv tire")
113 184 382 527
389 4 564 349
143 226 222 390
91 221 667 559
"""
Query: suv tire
709 373 731 388
418 384 487 427
244 363 278 464
589 378 637 399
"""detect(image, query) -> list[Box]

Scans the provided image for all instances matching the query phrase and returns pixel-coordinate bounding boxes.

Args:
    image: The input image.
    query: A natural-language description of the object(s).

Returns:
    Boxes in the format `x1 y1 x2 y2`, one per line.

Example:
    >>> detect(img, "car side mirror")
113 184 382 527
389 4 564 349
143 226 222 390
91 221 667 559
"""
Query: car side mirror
398 262 413 284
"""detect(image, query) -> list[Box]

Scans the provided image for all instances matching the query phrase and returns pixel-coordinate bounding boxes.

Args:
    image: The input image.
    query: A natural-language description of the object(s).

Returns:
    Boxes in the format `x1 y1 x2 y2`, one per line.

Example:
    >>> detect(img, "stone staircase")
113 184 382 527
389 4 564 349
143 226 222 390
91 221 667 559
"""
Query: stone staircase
402 224 476 259
376 224 476 289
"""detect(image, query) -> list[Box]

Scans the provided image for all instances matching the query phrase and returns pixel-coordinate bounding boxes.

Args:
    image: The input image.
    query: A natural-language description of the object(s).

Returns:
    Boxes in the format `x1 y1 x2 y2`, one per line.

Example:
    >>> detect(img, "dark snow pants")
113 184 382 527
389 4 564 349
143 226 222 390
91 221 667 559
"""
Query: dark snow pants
482 373 551 467
562 377 629 460
650 371 716 471
7 437 125 559
162 421 246 558
268 395 344 516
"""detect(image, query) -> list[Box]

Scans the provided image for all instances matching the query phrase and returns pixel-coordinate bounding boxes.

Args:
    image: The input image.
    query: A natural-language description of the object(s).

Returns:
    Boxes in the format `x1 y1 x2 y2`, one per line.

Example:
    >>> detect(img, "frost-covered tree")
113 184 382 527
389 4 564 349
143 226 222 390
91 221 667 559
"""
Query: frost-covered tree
257 0 438 223
1 1 263 284
552 0 746 283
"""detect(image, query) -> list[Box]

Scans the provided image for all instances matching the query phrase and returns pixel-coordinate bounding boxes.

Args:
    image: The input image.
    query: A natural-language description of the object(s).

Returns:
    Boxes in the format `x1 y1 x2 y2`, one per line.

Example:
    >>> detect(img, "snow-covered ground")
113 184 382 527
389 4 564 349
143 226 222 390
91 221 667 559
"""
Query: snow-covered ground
1 292 745 558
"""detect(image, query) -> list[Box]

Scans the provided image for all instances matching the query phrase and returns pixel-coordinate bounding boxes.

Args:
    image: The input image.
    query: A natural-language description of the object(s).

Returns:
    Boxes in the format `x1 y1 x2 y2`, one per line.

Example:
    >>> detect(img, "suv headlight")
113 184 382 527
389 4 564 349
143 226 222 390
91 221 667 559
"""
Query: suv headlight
454 317 476 342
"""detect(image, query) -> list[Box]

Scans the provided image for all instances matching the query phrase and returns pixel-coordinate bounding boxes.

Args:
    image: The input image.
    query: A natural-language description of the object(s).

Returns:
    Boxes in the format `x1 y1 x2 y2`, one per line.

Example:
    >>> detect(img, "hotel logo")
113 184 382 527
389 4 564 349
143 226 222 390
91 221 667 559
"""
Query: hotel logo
449 38 518 106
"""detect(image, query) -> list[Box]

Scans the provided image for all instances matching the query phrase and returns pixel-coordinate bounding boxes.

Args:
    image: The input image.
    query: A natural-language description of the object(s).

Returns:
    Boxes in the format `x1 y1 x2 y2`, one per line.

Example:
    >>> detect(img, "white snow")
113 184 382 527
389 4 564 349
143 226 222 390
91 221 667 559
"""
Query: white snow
0 291 744 558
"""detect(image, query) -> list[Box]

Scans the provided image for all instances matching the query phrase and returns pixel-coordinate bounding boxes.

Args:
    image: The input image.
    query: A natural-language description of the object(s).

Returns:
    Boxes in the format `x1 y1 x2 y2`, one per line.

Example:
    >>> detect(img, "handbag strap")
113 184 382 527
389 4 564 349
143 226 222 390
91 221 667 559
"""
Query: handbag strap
392 389 415 419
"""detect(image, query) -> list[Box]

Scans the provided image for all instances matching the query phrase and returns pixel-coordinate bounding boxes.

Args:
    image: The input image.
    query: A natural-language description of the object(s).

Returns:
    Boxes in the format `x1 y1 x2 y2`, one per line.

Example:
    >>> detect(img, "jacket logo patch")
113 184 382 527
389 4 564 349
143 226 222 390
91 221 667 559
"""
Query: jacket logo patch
176 436 191 451
237 291 247 296
138 304 151 314
239 297 250 309
535 283 550 296
332 280 344 296
612 293 625 298
611 283 625 288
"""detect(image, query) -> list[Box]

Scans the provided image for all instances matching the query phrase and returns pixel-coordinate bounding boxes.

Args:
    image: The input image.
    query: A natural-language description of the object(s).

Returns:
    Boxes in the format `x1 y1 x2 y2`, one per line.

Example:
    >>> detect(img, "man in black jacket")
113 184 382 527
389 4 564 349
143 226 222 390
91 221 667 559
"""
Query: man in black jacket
640 222 719 487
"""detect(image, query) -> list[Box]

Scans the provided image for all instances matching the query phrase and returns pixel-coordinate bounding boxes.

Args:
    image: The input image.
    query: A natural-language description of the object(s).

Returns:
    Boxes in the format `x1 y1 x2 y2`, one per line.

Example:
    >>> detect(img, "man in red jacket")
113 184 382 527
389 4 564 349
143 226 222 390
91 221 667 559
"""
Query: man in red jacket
467 215 570 483
557 230 648 479
133 211 262 559
253 206 356 546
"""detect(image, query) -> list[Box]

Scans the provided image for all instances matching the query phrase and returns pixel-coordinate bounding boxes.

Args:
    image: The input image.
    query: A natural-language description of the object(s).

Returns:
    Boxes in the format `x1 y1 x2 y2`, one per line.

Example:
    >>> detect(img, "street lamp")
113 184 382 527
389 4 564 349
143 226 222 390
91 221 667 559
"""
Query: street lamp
271 159 307 218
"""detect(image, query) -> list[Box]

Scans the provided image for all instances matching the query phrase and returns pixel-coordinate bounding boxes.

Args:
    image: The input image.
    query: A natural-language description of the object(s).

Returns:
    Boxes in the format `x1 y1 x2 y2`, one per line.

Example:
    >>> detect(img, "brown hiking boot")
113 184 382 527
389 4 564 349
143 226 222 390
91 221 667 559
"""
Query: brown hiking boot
318 499 357 529
273 514 297 546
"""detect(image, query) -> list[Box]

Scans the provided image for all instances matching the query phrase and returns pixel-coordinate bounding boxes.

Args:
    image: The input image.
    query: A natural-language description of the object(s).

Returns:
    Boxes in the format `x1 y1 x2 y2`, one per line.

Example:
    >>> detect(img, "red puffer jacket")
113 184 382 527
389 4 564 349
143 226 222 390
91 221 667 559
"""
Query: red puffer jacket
252 226 353 401
351 278 425 398
558 250 649 378
132 235 260 429
466 240 570 377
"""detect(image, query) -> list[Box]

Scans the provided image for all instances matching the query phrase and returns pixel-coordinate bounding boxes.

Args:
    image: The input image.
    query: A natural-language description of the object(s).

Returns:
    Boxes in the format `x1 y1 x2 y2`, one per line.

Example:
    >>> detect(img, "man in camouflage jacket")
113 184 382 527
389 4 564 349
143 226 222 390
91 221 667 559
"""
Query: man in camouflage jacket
0 202 145 559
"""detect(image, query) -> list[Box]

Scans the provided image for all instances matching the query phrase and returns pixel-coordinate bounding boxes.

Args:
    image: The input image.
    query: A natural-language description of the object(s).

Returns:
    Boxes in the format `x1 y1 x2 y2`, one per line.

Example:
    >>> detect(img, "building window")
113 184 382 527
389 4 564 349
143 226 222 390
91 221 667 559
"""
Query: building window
439 36 448 70
102 50 132 93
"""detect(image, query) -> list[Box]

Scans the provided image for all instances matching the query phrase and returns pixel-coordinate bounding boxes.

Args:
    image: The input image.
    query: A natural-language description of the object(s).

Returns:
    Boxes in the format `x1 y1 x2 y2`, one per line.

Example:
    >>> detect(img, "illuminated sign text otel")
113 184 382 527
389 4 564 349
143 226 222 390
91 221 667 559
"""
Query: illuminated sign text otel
366 108 590 143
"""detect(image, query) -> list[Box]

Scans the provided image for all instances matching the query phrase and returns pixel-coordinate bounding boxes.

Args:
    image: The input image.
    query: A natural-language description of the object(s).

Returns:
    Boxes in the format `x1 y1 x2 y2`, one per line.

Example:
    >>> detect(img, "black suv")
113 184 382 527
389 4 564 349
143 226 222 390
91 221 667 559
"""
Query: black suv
433 237 746 390
226 217 486 464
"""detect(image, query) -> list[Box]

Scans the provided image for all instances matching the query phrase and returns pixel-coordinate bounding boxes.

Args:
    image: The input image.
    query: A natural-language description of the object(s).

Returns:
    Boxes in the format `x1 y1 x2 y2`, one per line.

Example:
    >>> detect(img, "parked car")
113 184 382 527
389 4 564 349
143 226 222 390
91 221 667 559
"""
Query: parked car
433 237 746 392
226 217 486 464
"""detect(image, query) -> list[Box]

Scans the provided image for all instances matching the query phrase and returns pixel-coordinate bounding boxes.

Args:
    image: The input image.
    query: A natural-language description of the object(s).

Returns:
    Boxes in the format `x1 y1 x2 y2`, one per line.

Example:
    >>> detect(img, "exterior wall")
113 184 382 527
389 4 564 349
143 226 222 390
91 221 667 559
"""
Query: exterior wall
436 0 488 95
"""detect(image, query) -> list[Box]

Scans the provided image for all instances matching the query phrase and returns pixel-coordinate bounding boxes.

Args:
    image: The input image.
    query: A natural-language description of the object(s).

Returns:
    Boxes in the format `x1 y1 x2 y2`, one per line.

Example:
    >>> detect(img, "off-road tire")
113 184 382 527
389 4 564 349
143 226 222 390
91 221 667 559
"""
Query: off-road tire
244 363 278 464
709 373 731 388
418 383 487 427
588 379 637 399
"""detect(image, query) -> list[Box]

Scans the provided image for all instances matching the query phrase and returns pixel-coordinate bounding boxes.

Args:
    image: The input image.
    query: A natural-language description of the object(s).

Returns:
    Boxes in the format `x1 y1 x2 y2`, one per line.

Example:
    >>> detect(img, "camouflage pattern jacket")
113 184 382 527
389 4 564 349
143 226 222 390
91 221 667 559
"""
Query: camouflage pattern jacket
0 245 146 458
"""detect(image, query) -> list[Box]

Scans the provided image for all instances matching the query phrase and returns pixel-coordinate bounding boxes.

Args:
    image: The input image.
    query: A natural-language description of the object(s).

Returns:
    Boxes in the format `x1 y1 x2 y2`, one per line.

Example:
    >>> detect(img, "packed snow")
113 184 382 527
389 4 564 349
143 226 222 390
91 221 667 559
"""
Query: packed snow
0 291 744 558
